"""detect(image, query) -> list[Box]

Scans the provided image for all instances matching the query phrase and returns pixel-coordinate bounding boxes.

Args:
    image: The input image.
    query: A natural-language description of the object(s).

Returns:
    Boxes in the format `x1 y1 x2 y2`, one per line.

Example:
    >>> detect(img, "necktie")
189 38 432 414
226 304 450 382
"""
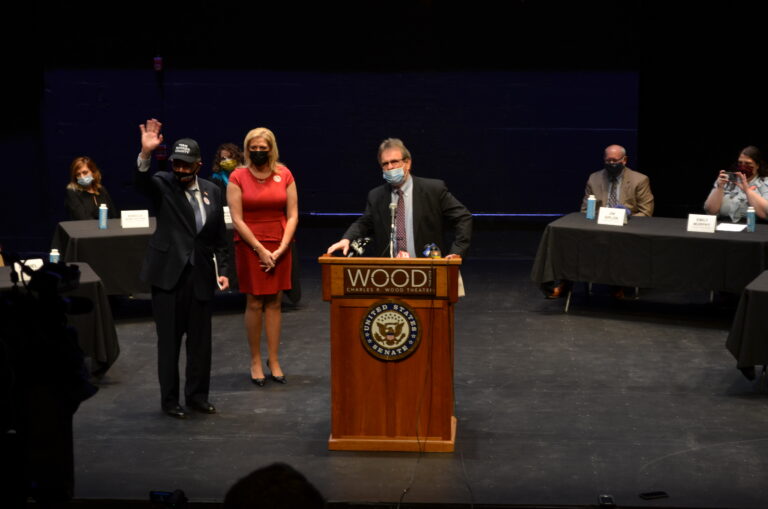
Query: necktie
188 189 204 233
608 178 618 208
396 189 407 253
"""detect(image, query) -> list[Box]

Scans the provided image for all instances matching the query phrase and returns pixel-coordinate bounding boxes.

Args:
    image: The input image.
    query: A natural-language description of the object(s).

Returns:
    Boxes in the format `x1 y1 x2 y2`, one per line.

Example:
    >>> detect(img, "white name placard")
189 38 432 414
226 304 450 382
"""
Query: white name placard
597 207 627 226
121 210 150 229
687 214 717 233
223 206 232 225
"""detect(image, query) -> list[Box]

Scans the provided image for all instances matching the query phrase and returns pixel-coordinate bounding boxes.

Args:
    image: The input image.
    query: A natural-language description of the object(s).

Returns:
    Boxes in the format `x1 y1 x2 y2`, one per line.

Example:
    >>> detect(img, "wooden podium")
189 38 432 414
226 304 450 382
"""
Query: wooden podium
319 255 461 452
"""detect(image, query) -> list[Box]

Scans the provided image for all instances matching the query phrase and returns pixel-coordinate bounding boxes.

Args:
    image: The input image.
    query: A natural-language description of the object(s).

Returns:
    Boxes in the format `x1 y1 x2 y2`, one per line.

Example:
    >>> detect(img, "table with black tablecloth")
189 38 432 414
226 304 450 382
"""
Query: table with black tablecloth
531 212 768 293
52 219 156 295
51 218 300 300
0 262 119 375
727 270 768 370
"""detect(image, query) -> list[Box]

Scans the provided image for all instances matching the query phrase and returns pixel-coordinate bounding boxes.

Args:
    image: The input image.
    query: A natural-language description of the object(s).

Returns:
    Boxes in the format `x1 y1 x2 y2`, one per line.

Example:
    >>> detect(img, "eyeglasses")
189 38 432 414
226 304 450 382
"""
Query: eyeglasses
380 158 404 169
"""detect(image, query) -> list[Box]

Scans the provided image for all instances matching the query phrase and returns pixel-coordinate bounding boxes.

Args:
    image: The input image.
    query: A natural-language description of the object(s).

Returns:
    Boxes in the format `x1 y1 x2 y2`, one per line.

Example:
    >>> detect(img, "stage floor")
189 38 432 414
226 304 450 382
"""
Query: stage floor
73 253 768 508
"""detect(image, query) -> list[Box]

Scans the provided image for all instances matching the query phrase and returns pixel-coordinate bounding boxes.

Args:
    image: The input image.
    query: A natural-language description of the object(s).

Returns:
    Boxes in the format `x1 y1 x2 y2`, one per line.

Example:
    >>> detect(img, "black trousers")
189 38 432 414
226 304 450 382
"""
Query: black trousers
151 264 212 409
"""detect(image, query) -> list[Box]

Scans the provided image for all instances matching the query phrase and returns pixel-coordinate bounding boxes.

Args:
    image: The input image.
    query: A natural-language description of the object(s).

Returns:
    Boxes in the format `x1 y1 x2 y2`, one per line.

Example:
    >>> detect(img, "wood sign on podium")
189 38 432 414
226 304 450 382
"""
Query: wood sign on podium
318 255 461 452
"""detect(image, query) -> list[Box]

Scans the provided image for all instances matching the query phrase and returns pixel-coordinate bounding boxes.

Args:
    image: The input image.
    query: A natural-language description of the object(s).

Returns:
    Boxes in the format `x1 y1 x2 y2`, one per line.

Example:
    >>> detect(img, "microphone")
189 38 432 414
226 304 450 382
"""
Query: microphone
389 202 397 258
422 243 442 258
348 237 371 257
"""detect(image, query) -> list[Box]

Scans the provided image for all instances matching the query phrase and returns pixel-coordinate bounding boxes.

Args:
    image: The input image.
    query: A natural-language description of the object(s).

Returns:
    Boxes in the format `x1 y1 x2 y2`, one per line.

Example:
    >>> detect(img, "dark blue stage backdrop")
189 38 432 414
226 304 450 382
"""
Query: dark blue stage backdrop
42 70 637 220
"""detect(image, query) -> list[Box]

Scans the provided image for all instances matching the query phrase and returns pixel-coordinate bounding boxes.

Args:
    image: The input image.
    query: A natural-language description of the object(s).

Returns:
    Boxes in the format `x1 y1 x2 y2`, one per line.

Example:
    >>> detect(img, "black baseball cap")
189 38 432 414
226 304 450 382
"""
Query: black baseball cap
169 138 201 163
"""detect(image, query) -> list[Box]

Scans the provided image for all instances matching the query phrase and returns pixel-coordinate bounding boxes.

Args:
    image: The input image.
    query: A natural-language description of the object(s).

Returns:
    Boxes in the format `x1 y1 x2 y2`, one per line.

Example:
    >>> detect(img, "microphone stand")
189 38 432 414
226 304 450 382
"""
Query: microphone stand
389 202 397 258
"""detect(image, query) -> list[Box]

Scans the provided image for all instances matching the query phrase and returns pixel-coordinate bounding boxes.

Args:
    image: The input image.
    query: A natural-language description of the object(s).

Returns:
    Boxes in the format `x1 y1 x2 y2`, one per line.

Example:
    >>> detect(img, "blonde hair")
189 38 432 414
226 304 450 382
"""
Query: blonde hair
243 127 280 173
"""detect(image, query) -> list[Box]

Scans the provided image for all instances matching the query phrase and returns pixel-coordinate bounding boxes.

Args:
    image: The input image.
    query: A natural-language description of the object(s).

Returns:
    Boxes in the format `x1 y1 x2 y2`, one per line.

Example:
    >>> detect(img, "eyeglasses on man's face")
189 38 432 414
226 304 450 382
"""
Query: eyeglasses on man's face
380 158 405 169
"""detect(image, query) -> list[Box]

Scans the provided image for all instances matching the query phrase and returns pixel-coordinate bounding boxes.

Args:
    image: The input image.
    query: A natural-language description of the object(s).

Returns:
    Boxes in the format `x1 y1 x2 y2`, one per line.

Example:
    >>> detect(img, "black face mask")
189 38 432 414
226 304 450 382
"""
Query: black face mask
173 170 196 185
604 162 624 177
250 150 269 166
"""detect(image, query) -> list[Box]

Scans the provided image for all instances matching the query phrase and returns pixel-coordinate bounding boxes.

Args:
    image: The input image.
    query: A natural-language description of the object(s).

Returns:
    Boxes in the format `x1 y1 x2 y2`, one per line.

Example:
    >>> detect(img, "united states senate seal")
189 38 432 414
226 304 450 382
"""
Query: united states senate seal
360 300 421 361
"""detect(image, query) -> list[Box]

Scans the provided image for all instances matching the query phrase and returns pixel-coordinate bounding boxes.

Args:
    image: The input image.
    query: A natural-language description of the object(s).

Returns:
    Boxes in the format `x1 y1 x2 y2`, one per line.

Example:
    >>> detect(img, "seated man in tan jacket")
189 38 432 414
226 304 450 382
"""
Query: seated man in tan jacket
546 144 654 299
580 144 654 216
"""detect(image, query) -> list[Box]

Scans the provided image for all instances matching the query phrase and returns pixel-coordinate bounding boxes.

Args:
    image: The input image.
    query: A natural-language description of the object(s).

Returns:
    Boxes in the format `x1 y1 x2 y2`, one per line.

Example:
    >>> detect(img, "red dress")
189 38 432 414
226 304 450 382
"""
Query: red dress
230 165 295 295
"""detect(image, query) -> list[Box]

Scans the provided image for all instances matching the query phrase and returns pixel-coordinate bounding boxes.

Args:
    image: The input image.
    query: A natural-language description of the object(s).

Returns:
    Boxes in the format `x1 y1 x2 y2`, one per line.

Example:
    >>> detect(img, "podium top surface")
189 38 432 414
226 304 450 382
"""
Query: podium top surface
318 255 462 266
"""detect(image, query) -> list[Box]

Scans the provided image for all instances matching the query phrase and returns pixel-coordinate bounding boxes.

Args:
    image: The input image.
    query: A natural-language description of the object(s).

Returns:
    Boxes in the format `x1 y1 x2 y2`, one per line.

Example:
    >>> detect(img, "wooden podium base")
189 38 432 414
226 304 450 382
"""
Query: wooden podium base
320 257 461 454
328 417 457 453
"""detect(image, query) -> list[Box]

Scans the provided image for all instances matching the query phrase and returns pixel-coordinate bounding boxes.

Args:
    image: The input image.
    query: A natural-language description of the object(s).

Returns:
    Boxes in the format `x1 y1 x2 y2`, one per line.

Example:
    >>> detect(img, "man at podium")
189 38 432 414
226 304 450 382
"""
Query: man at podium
326 138 472 259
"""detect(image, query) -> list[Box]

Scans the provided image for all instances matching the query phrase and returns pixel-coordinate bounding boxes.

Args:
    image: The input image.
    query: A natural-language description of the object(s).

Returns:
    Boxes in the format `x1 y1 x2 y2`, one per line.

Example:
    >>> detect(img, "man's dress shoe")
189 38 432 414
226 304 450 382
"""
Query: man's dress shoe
188 400 216 414
163 405 188 419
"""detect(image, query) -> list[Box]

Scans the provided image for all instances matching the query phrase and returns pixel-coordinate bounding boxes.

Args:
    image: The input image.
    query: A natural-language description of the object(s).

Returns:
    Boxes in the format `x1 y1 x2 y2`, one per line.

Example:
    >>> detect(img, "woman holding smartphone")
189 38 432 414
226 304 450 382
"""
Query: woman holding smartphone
704 145 768 222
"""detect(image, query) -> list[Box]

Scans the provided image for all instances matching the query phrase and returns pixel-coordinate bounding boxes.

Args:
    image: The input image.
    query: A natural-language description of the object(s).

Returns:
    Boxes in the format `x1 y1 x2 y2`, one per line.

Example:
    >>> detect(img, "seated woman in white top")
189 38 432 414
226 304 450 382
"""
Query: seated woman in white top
704 145 768 222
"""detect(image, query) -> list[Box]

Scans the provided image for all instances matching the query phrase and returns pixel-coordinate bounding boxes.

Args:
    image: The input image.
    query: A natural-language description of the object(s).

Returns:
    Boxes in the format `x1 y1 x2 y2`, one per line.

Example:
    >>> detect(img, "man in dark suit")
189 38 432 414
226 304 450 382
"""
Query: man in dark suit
136 118 230 419
326 138 472 259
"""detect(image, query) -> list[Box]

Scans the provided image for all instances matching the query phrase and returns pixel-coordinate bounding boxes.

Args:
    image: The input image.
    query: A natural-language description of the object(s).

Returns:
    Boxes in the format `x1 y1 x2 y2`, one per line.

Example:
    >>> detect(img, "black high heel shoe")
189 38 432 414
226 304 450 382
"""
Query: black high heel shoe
250 369 266 387
266 359 287 384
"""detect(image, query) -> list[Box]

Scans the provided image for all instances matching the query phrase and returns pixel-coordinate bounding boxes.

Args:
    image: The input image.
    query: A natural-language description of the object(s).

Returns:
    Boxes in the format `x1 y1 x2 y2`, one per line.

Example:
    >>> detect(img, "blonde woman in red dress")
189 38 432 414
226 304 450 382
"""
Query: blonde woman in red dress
227 128 298 386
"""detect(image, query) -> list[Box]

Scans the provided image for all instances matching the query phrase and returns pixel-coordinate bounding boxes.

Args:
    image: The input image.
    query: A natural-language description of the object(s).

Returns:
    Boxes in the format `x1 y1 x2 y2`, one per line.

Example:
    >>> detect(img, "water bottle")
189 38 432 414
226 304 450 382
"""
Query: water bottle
747 206 756 232
586 194 597 220
98 204 108 229
49 249 60 263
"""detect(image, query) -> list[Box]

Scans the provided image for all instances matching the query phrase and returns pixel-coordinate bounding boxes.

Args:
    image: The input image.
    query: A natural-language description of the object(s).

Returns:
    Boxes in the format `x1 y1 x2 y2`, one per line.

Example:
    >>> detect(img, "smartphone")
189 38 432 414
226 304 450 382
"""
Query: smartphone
598 494 616 507
639 491 669 500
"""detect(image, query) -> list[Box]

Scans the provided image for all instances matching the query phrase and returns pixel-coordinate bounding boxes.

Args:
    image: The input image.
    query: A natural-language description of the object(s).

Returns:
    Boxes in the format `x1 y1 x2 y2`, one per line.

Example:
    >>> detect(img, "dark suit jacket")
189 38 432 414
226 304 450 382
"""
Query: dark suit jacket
580 167 654 217
135 168 229 300
65 186 118 220
343 175 472 258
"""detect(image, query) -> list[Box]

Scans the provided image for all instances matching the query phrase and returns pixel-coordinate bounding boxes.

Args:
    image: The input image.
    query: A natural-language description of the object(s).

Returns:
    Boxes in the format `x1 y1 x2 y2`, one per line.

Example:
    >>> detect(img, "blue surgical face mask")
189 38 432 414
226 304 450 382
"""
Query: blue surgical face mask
77 175 94 187
382 167 405 186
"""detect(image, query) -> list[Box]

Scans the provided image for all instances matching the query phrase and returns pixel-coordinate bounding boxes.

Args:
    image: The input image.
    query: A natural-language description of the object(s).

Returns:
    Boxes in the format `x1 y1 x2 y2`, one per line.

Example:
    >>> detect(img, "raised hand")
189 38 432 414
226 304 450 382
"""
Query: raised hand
139 118 164 157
